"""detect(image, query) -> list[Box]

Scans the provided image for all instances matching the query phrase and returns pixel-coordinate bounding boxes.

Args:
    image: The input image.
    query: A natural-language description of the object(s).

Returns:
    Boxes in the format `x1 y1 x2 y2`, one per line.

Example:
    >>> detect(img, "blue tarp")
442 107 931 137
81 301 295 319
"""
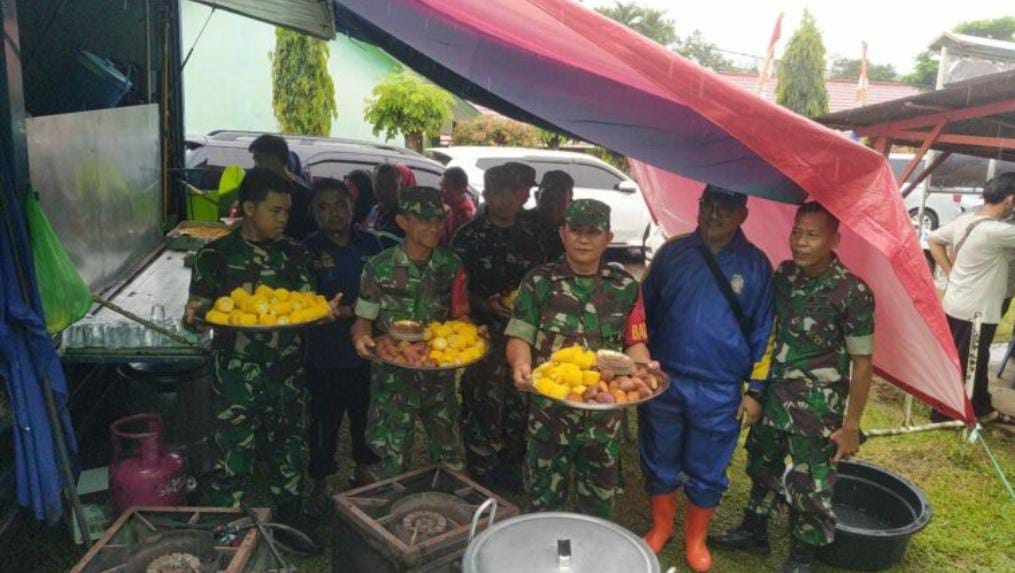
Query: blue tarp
1 151 78 523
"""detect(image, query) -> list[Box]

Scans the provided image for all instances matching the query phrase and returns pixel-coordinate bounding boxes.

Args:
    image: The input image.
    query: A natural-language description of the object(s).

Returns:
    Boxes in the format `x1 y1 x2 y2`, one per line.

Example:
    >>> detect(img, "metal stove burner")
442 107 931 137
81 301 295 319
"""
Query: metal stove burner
401 509 450 536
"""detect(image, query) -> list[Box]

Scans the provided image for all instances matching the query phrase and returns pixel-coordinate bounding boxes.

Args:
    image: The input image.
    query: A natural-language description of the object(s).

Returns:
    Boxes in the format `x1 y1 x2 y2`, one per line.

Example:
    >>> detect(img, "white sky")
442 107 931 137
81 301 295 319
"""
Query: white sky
584 1 1014 74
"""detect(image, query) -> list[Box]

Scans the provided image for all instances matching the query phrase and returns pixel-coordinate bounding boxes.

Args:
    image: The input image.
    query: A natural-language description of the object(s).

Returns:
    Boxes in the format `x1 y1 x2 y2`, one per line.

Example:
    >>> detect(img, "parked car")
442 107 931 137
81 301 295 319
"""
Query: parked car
427 146 658 258
185 130 466 198
891 152 1015 232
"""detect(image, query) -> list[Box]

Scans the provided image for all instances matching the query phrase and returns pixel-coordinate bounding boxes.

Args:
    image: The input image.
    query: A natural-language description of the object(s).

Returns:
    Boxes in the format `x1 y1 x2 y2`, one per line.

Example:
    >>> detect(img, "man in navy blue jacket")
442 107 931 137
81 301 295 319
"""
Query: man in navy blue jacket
639 186 774 573
303 179 383 508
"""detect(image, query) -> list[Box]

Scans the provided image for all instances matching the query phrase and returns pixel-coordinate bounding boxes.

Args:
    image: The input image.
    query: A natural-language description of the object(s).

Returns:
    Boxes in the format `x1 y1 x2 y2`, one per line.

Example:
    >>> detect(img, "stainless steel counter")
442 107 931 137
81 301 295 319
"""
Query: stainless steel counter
61 247 210 363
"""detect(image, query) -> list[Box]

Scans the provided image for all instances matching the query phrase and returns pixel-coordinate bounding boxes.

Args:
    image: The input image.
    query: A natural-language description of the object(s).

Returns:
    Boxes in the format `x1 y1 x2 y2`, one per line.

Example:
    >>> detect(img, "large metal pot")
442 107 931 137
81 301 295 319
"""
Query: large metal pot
461 512 668 573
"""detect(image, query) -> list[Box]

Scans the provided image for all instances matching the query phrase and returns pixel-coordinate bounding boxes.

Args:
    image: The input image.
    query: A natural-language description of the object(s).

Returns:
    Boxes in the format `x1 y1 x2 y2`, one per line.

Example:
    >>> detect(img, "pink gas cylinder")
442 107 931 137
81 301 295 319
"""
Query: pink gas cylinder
109 413 192 514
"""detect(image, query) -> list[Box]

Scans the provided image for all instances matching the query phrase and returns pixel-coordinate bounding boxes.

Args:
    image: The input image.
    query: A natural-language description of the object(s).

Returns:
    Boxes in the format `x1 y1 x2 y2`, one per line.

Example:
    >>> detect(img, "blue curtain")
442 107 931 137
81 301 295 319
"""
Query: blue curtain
0 151 78 523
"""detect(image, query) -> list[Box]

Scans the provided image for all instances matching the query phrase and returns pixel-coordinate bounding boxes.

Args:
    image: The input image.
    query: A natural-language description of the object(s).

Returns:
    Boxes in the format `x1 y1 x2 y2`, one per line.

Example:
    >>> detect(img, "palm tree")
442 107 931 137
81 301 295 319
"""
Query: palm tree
595 2 676 47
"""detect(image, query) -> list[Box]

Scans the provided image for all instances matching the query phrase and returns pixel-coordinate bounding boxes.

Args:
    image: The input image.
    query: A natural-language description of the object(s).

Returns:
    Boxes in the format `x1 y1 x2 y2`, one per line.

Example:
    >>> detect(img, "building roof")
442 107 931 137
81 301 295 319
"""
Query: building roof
928 31 1015 61
717 72 922 113
816 69 1015 162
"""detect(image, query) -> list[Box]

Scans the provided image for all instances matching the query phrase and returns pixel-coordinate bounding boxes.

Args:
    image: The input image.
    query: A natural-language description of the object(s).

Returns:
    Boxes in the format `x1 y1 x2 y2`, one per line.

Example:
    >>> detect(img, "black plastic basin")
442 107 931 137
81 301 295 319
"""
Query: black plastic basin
817 460 931 571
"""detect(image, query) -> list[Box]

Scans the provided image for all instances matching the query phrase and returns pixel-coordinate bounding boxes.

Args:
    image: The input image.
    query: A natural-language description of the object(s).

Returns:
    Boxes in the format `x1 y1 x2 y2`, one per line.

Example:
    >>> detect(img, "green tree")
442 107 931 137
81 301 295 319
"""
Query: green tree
270 28 336 136
828 57 899 81
538 127 568 149
595 1 676 46
775 10 829 118
452 116 541 147
364 71 453 152
676 30 736 72
903 16 1015 88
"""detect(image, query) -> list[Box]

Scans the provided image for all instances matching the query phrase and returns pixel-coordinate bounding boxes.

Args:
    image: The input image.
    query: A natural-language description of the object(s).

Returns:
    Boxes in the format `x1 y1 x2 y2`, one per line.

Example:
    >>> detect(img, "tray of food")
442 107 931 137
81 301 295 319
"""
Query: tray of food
368 319 489 370
528 345 668 410
199 284 332 331
166 220 235 251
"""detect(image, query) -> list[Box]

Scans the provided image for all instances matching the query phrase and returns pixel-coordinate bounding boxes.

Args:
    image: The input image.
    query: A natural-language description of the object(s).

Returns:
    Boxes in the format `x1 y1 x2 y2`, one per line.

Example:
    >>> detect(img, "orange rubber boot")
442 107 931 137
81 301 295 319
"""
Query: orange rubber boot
643 493 678 553
684 502 716 572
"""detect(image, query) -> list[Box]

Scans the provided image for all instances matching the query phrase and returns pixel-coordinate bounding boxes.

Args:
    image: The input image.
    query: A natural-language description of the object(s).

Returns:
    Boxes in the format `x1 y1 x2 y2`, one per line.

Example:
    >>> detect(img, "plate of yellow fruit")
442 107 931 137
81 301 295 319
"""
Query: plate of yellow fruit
370 319 490 370
528 345 668 410
200 284 332 331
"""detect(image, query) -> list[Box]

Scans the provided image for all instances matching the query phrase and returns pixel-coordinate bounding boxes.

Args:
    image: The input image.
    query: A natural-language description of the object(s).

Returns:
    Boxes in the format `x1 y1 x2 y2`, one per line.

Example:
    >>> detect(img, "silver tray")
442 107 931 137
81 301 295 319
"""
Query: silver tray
528 364 670 411
195 316 331 332
368 334 491 371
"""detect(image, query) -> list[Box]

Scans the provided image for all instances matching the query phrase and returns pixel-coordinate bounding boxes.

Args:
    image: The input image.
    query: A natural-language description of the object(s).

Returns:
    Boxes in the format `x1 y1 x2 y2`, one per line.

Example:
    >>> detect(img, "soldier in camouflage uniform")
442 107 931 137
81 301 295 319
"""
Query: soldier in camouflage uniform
710 202 875 573
506 199 651 519
352 186 471 478
450 165 548 489
184 168 316 519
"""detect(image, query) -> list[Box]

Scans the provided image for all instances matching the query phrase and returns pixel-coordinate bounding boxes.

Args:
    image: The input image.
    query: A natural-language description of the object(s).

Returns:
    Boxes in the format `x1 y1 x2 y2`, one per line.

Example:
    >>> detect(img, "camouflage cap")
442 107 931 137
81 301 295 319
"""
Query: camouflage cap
504 161 537 188
483 165 516 194
539 170 574 191
701 184 747 206
399 186 446 218
564 198 611 231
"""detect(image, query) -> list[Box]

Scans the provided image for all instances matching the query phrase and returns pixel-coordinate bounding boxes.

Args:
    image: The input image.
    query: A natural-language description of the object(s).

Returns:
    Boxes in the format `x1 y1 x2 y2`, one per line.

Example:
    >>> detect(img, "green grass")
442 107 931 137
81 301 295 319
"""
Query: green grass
3 380 1012 572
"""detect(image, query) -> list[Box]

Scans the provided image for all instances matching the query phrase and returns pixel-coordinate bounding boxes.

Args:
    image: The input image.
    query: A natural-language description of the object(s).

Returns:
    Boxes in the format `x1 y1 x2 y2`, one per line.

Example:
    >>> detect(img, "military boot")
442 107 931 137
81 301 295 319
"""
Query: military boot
781 539 816 573
707 511 770 554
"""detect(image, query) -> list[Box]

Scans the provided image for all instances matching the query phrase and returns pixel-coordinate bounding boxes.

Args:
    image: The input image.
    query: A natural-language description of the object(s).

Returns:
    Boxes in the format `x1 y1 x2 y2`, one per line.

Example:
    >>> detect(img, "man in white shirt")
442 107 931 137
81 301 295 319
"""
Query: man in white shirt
928 172 1015 424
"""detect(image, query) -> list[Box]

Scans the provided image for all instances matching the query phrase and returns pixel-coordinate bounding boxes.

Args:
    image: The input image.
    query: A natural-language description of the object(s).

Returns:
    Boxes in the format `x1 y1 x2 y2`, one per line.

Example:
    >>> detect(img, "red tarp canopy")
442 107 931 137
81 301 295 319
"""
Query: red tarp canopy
333 0 972 422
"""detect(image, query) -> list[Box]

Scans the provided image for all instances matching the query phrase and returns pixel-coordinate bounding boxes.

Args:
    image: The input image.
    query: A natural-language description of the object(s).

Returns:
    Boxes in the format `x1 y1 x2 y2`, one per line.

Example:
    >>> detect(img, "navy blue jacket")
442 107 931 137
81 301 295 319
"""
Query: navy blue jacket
643 230 774 389
303 229 383 369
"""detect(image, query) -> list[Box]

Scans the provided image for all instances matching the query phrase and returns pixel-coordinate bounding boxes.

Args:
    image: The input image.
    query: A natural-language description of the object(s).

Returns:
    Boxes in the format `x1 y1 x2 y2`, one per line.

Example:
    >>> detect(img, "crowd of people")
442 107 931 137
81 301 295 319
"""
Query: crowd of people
181 135 1013 573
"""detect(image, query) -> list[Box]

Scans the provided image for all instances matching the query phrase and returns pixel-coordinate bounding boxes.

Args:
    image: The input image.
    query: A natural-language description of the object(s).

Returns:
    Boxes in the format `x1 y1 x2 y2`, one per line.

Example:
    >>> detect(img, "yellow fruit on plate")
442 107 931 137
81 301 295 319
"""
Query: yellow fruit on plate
214 297 235 312
432 337 449 350
273 288 290 302
205 309 230 324
238 313 258 326
230 287 250 302
255 285 274 298
258 313 278 326
270 301 293 316
277 315 290 325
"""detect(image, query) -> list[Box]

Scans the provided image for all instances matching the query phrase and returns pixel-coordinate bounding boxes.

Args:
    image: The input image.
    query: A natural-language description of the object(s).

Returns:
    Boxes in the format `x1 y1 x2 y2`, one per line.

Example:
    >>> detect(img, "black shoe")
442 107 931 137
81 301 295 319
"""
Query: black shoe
707 512 770 555
781 540 816 573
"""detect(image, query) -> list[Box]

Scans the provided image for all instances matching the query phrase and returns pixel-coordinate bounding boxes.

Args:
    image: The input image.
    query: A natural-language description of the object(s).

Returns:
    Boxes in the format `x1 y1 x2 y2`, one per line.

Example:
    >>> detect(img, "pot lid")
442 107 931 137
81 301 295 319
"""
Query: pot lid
462 512 659 573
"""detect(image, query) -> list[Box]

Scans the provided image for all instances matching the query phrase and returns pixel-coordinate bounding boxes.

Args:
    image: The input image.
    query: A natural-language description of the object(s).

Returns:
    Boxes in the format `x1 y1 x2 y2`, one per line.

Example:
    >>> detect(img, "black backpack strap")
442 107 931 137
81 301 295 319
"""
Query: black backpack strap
697 245 750 341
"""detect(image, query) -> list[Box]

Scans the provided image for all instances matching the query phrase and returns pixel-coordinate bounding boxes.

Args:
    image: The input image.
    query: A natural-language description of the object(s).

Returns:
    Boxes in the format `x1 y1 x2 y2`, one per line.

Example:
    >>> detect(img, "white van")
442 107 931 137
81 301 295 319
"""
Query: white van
427 146 659 259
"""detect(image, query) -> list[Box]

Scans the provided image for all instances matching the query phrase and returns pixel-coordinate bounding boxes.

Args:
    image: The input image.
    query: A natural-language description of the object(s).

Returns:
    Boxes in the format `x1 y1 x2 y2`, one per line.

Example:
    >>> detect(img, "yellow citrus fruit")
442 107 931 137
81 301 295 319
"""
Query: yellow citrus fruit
258 313 278 326
269 301 293 316
214 297 235 312
230 287 250 302
277 315 291 325
432 337 449 351
205 309 229 324
273 288 290 302
238 313 258 326
254 285 274 298
228 311 244 325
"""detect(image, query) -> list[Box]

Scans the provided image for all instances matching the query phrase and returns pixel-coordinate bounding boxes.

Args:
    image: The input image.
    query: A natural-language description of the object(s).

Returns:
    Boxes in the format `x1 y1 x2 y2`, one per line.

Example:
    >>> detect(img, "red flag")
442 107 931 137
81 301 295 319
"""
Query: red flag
768 13 783 50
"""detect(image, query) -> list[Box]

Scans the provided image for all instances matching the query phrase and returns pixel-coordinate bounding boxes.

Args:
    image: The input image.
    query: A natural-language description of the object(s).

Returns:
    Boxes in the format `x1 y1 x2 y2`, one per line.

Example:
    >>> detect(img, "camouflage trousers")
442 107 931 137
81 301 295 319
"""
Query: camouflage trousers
207 352 308 508
744 423 838 547
524 395 622 519
365 363 465 478
461 345 529 478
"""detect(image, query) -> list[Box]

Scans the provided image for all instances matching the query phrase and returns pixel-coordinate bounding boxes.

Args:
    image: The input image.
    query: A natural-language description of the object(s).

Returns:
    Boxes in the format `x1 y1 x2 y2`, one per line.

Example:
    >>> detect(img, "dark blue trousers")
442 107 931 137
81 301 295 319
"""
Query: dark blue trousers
638 374 742 508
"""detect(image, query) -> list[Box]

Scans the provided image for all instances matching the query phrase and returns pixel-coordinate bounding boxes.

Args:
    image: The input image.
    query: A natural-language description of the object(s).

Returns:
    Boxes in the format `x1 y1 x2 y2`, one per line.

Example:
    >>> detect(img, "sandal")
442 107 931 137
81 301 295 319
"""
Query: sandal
978 410 1015 425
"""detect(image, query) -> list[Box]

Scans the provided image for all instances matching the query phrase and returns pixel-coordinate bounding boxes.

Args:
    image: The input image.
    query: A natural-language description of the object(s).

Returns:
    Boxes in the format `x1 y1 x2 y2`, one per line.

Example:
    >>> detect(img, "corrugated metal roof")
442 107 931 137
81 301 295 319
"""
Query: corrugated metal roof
817 69 1015 161
191 0 335 39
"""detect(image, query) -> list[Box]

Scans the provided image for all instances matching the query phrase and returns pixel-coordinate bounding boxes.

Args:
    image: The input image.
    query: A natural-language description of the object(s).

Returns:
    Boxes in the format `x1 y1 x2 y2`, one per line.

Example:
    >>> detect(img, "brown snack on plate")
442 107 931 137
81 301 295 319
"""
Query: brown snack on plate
627 390 641 402
565 392 583 402
617 377 637 392
600 368 615 382
390 320 424 341
611 389 628 403
595 392 616 404
582 386 599 401
596 350 634 375
637 387 653 399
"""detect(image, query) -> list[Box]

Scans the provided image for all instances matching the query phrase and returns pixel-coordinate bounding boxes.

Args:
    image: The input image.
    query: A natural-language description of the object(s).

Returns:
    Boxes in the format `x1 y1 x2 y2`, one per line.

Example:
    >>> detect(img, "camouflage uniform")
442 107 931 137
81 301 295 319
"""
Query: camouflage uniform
745 257 875 547
187 230 314 508
355 187 470 478
505 200 647 519
450 211 547 478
